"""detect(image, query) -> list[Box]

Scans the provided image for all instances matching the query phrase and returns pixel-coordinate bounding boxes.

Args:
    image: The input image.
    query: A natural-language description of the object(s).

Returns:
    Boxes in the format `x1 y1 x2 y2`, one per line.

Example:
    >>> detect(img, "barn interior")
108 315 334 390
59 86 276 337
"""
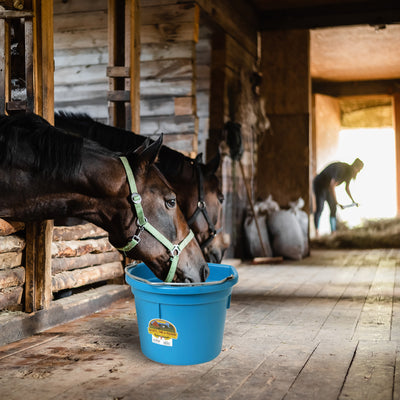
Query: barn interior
0 0 399 398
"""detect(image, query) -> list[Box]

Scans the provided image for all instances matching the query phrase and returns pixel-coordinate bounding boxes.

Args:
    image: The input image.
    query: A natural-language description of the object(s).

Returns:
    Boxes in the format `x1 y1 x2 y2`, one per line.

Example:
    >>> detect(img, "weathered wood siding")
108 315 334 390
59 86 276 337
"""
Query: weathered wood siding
257 29 311 212
140 1 199 154
0 222 25 311
53 0 109 121
54 0 200 155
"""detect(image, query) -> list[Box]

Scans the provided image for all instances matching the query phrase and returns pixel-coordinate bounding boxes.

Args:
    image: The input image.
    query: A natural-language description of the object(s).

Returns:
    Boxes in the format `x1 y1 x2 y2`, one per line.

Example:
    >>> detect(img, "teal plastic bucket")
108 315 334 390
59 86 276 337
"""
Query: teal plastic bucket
125 263 238 365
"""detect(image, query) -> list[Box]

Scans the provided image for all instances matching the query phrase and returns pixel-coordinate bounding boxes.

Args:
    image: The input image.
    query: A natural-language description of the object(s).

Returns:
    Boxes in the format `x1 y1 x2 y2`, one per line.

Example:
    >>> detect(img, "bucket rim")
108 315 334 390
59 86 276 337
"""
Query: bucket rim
125 262 238 287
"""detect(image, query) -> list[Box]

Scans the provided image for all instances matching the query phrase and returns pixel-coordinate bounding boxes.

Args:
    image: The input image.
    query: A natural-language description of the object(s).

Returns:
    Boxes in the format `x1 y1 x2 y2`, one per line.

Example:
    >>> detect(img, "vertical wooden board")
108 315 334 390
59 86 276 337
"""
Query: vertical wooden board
128 0 140 132
256 114 310 208
206 28 226 160
24 18 34 112
261 29 310 115
339 341 397 400
394 93 400 214
0 19 6 115
25 220 53 312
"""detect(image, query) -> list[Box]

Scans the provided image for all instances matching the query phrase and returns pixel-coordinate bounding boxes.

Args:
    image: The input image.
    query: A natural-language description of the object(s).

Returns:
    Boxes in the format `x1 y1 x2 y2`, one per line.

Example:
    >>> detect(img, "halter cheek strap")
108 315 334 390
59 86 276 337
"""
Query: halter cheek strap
117 156 195 283
187 160 222 249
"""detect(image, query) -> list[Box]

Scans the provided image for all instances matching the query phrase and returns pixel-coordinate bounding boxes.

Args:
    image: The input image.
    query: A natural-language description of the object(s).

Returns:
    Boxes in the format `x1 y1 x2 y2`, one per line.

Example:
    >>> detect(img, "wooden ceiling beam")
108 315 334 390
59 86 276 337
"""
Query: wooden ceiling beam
260 1 400 30
312 79 400 97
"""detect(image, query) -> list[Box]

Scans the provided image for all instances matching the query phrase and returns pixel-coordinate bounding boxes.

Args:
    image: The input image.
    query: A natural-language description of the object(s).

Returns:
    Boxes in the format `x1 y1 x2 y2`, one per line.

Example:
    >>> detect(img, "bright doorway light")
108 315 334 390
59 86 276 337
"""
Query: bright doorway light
336 128 396 226
317 128 396 235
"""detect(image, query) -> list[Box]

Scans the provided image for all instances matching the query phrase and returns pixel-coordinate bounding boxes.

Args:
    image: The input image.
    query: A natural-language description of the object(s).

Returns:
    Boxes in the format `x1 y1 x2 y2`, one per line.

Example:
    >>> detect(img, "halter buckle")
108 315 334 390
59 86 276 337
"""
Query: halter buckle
198 200 206 209
131 193 142 204
170 244 181 257
132 234 141 244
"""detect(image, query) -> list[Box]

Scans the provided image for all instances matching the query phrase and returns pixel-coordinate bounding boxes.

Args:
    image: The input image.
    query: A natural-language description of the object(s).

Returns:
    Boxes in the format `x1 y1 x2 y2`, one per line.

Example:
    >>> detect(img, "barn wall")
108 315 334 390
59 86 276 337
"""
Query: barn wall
314 93 341 174
140 1 199 154
53 0 109 120
257 29 311 212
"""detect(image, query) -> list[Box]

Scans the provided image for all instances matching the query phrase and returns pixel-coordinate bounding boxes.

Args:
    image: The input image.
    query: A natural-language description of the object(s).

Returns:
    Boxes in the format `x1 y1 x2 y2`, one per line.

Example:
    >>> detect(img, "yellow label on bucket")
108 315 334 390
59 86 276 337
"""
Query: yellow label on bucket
148 319 178 346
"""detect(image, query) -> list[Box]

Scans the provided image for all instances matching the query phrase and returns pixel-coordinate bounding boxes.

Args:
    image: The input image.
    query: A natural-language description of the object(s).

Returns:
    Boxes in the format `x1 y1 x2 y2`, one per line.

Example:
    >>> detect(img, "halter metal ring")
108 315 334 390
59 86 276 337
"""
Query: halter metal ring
170 244 181 257
197 200 206 209
131 193 142 204
136 216 148 228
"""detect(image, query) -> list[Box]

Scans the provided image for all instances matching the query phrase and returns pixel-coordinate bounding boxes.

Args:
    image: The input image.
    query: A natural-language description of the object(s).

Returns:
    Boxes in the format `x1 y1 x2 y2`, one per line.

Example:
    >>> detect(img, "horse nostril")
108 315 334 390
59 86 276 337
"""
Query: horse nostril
185 277 194 283
201 264 209 282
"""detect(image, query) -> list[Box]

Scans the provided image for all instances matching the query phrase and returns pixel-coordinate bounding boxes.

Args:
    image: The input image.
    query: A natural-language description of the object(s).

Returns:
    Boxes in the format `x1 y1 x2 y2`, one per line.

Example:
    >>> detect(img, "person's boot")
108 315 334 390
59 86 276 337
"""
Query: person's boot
330 216 337 232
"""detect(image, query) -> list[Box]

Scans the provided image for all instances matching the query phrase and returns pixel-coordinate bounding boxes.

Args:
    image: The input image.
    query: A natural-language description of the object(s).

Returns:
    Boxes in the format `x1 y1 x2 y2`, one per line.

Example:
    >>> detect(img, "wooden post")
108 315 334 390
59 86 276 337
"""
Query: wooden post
24 0 54 312
393 93 400 216
108 0 140 131
257 29 311 212
206 27 226 162
126 0 140 133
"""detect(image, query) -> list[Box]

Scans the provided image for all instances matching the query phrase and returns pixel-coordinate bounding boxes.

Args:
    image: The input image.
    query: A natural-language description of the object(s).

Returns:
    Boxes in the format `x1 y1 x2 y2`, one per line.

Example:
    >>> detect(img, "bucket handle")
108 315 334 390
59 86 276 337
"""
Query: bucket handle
125 266 234 286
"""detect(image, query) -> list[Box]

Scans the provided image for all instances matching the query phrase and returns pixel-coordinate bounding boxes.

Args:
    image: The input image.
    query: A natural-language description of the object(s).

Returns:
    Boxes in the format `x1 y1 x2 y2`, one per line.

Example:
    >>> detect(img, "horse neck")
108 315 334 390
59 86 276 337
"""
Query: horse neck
0 151 130 236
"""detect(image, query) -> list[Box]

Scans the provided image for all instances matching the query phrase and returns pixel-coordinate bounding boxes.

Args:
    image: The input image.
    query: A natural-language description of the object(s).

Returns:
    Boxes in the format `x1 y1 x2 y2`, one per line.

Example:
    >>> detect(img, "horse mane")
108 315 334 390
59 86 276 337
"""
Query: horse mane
55 111 196 179
0 113 115 179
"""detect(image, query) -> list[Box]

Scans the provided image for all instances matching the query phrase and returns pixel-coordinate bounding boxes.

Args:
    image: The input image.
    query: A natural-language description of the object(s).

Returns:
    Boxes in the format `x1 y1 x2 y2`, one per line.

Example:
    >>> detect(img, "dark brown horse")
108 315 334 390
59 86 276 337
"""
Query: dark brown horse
0 113 208 282
54 112 228 263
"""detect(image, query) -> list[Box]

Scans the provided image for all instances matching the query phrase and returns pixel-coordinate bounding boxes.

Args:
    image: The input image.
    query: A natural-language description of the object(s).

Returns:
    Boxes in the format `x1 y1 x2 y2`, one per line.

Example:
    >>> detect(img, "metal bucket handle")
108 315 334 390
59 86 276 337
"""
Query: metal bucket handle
125 266 234 286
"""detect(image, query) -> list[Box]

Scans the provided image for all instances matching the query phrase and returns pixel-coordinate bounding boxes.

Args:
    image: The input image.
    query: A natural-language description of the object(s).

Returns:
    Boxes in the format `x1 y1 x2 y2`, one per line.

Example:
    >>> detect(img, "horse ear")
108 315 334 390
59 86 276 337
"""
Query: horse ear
130 134 163 168
204 149 220 176
195 153 203 163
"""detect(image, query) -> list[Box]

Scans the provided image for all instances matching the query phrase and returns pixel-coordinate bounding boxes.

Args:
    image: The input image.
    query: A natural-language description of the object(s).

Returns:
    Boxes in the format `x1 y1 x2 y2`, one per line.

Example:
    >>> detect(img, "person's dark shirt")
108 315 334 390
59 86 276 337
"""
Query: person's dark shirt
314 162 353 188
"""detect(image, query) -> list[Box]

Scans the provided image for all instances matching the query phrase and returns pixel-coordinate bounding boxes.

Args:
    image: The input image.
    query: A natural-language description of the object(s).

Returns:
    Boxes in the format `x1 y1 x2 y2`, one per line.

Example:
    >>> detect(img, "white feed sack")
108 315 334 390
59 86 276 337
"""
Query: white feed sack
267 209 305 260
289 198 309 257
244 213 273 258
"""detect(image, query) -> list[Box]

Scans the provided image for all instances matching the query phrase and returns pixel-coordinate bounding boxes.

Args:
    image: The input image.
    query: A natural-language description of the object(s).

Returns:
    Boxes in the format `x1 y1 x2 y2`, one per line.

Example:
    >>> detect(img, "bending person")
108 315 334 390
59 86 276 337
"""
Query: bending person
313 158 364 235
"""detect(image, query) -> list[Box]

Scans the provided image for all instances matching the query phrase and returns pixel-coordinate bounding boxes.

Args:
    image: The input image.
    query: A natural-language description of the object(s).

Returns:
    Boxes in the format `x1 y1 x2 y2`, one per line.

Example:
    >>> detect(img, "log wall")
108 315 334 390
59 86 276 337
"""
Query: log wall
51 224 123 295
0 221 25 311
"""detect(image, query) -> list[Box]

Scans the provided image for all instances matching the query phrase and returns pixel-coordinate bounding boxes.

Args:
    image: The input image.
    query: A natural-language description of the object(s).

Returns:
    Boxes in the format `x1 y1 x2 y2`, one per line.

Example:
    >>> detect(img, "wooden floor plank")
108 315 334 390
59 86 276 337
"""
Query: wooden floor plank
0 249 399 400
339 340 397 400
284 340 357 400
352 260 395 341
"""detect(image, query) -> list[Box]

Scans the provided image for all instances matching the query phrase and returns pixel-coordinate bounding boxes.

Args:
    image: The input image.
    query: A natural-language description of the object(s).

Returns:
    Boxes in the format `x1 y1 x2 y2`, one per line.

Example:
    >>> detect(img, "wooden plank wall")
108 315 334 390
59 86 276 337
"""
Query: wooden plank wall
140 1 199 154
53 0 108 121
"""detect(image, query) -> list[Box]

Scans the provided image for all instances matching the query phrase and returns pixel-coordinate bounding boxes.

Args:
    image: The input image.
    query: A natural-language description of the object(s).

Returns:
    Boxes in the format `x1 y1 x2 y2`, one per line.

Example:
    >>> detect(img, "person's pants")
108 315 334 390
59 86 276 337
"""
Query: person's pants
313 183 337 232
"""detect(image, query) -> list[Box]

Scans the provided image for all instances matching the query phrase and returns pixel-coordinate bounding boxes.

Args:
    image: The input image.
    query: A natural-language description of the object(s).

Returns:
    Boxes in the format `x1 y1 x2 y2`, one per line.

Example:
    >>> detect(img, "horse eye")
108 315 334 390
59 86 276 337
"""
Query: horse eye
165 198 176 209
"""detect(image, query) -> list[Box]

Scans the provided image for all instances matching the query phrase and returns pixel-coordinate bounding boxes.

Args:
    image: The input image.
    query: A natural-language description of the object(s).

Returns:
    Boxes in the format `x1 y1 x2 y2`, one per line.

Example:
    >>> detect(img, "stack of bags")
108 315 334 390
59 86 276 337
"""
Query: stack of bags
244 195 309 260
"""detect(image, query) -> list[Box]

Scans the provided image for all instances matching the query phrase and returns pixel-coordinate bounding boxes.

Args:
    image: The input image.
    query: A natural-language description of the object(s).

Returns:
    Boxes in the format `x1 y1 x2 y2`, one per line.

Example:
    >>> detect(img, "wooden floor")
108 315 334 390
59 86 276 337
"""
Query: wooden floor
1 248 400 400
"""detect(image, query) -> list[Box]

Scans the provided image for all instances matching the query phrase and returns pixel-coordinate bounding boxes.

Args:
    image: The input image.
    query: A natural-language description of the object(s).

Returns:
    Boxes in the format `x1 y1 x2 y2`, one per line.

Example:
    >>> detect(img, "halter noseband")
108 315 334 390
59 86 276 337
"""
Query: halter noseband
187 159 222 250
117 156 195 283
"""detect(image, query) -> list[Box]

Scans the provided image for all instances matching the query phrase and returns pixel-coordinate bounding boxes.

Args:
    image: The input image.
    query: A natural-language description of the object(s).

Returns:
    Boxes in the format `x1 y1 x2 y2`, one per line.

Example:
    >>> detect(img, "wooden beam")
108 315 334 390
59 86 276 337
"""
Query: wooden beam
313 79 400 97
394 93 400 216
260 1 400 30
206 27 226 162
25 220 53 312
127 0 140 132
24 0 54 313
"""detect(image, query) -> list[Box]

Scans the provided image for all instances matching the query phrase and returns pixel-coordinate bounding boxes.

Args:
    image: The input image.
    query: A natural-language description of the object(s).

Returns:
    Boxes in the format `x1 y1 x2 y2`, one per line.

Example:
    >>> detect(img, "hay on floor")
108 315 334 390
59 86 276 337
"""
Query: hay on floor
310 217 400 249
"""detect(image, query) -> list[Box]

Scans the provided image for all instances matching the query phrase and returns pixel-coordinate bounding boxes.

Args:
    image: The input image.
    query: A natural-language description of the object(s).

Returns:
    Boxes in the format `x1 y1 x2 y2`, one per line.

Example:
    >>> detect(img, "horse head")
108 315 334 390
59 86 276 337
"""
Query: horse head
116 136 209 283
190 151 228 263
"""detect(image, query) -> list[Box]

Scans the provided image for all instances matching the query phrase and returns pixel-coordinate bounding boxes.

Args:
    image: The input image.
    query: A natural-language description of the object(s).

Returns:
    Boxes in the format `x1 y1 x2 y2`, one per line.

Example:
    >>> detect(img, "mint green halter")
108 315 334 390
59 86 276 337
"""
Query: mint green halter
117 156 195 282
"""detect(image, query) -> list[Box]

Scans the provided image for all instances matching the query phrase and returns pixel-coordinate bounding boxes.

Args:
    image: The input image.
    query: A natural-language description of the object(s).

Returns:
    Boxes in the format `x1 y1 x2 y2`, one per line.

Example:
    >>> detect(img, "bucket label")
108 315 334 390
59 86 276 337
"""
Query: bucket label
148 319 178 347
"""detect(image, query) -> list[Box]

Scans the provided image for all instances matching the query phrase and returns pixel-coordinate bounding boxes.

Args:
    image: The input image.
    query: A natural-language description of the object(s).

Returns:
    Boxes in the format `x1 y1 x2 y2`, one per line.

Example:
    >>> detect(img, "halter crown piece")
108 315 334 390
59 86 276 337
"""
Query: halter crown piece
117 156 195 283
